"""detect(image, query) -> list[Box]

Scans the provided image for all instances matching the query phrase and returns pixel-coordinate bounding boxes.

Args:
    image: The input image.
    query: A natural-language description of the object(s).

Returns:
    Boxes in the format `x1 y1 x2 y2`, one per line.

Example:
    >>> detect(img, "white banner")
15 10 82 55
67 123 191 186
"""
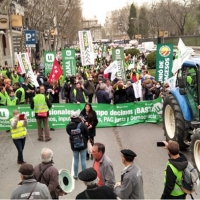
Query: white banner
17 53 39 87
133 80 142 98
78 31 94 66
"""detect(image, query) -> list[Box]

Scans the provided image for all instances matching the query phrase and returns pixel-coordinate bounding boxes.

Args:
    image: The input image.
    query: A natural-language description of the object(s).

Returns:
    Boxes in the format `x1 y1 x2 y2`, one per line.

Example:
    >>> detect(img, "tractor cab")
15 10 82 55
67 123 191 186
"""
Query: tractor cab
177 60 199 122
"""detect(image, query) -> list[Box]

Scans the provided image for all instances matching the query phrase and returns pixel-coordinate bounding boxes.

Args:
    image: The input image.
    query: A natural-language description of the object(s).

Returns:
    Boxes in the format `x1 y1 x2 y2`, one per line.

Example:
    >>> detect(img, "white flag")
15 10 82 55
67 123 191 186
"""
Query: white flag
133 80 142 98
128 56 135 70
104 60 118 81
172 38 191 74
165 76 177 89
137 59 143 71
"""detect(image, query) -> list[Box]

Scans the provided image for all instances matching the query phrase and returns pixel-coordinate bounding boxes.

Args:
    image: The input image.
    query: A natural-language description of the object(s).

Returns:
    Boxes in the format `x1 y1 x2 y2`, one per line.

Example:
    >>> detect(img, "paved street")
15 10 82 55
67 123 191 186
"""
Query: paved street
0 123 199 199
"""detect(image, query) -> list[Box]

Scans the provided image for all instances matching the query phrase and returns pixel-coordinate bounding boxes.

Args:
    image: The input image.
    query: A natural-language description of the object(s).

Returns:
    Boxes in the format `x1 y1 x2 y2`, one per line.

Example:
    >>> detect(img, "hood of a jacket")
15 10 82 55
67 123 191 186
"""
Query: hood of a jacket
168 152 188 171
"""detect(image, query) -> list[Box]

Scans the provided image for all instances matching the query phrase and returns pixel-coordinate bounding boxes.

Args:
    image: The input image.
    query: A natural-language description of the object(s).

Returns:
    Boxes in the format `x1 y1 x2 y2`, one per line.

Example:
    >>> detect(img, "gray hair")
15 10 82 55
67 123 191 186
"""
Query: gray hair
41 148 53 163
85 177 99 186
100 83 106 90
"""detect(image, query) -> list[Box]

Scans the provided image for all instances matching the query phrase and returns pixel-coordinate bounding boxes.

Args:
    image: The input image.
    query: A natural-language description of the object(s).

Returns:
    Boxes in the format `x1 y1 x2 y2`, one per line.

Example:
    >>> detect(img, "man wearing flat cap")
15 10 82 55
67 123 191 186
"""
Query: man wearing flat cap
76 167 117 199
114 149 144 199
10 164 51 199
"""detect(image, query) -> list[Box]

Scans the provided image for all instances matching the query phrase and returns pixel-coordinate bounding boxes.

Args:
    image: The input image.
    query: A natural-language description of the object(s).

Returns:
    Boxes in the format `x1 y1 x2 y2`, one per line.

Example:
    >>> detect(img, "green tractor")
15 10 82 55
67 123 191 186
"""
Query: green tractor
163 59 200 172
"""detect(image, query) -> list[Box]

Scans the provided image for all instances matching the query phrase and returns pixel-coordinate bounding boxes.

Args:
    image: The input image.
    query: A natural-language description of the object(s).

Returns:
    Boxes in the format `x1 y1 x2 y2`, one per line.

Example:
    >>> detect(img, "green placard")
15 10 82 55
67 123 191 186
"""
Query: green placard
44 51 56 75
0 98 162 130
112 47 126 81
156 44 174 83
62 49 76 77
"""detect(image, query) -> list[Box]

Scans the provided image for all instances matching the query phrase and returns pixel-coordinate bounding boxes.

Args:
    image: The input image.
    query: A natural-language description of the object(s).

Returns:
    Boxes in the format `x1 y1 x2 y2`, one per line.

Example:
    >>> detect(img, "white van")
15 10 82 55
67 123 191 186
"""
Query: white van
141 42 155 51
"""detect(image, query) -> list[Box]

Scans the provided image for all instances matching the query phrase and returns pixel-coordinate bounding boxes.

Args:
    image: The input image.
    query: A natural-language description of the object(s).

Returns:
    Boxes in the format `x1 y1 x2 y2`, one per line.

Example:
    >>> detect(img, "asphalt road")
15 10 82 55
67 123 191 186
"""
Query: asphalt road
0 123 199 199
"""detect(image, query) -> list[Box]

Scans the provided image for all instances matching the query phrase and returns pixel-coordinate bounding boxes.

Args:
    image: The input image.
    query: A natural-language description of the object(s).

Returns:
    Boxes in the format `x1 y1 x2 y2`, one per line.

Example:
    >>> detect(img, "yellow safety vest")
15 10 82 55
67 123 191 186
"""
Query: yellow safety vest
15 87 25 103
164 162 185 196
33 94 49 113
73 89 87 103
10 119 27 139
7 97 18 106
0 92 7 105
11 74 19 84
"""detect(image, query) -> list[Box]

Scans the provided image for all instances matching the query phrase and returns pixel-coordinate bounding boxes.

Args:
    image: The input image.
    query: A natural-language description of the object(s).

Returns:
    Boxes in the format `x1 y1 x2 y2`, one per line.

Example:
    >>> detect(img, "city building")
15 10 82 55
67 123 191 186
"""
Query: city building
82 16 102 42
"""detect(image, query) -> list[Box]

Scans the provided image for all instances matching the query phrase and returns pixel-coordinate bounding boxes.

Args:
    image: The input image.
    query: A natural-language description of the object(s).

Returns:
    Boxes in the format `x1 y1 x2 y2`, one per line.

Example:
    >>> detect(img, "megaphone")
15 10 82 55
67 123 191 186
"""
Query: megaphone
59 169 74 193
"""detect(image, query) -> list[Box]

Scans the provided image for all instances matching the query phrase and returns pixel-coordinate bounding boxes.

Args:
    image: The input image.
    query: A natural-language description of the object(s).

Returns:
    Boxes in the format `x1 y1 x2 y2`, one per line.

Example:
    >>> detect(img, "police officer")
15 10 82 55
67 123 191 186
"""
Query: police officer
30 85 52 142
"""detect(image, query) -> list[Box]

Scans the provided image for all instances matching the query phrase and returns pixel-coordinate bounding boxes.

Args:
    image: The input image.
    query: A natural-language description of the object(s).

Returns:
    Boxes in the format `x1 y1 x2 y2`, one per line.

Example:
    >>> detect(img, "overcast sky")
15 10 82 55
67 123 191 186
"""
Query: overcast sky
82 0 151 25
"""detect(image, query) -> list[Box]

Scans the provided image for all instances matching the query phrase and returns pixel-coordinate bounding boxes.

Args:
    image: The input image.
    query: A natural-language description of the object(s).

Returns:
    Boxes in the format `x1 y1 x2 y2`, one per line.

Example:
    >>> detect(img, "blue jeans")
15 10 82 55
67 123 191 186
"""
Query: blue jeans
13 138 26 162
73 149 87 177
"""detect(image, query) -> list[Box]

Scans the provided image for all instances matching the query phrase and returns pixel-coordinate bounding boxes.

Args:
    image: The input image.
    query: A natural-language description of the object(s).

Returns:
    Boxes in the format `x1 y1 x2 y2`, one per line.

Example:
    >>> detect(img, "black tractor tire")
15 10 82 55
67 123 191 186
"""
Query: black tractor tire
163 94 189 149
191 132 200 173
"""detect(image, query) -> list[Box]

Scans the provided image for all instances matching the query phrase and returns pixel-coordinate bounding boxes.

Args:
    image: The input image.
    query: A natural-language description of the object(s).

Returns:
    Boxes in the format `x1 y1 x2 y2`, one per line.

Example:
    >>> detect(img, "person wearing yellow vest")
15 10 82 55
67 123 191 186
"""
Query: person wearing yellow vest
161 141 187 199
1 67 8 79
13 82 25 104
70 82 89 104
7 90 19 105
59 74 65 87
30 86 52 142
11 72 19 85
0 86 8 106
10 110 27 164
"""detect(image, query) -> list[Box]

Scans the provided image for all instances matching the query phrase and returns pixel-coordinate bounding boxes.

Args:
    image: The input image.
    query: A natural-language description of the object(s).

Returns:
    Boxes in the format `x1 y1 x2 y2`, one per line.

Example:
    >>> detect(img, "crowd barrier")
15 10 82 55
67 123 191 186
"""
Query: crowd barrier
0 98 163 130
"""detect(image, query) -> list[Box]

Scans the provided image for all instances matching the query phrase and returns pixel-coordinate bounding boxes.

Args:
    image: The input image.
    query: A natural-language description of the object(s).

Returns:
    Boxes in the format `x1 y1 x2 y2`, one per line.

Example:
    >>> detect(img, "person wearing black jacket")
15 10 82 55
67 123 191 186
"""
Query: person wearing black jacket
113 83 127 104
125 81 136 102
66 111 89 180
76 168 117 199
161 141 188 199
80 103 98 160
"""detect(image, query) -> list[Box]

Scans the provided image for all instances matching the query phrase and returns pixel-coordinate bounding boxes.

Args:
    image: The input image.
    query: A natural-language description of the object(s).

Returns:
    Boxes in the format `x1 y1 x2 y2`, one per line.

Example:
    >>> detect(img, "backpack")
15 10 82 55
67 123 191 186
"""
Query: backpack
70 122 84 149
145 83 153 95
178 161 199 195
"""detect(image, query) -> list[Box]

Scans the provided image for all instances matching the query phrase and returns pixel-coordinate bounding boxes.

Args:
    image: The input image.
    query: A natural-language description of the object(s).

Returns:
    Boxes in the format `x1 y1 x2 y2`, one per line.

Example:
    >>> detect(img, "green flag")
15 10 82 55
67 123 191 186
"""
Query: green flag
156 44 174 83
112 47 126 82
62 49 76 77
44 51 56 75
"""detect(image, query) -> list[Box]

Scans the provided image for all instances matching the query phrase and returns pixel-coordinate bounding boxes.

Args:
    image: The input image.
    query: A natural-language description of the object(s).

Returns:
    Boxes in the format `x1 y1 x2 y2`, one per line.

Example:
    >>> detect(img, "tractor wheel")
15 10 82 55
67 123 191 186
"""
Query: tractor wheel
163 94 189 149
191 132 200 172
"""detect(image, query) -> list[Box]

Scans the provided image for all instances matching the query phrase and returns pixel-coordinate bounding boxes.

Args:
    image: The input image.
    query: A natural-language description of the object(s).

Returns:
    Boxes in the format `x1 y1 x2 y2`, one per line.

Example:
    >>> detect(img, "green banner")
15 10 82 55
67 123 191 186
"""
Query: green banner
62 49 76 78
44 51 56 75
0 98 162 130
112 48 126 82
156 44 174 83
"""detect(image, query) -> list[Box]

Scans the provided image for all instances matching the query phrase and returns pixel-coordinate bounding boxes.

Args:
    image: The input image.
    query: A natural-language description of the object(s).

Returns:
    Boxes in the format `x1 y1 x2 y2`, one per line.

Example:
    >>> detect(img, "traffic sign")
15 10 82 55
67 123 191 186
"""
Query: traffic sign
24 30 37 45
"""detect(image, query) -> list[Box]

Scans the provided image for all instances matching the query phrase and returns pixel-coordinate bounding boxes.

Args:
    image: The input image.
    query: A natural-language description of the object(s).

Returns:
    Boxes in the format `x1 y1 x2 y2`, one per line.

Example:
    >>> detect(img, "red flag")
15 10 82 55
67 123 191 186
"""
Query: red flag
49 59 63 84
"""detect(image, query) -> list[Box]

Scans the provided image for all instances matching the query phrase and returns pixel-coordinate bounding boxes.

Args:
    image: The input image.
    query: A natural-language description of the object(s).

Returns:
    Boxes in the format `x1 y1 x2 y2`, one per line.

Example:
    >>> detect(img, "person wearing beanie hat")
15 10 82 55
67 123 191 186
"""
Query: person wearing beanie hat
66 111 89 180
114 149 144 199
10 164 51 199
76 168 117 199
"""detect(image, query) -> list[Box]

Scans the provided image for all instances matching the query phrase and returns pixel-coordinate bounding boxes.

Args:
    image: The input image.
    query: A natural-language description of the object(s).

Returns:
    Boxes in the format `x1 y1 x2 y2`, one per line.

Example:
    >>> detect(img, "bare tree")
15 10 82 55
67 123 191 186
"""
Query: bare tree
160 0 195 35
